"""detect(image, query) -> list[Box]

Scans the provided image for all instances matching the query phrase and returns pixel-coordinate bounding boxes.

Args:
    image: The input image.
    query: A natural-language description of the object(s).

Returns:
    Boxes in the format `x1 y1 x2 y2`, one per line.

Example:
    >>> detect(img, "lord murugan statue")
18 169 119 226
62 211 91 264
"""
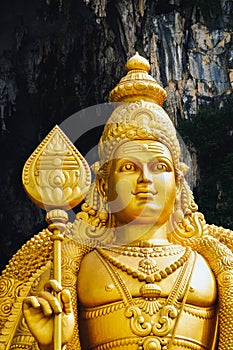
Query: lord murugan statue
1 53 233 350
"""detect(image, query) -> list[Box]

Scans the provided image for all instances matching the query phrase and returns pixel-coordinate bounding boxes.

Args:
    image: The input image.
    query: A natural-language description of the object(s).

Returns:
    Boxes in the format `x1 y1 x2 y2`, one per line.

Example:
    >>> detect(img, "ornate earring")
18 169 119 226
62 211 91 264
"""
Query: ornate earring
170 197 184 230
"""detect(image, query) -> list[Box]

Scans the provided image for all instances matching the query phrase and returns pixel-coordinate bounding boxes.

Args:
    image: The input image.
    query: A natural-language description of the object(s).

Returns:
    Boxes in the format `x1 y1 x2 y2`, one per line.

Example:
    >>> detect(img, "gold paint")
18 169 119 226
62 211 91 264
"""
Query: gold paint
1 53 233 350
105 284 114 292
22 125 91 210
109 52 167 105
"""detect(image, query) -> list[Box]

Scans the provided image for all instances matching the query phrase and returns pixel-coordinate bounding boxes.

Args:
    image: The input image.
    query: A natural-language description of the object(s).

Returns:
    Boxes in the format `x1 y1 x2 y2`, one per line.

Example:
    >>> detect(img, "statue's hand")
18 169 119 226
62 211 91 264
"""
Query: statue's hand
23 280 74 350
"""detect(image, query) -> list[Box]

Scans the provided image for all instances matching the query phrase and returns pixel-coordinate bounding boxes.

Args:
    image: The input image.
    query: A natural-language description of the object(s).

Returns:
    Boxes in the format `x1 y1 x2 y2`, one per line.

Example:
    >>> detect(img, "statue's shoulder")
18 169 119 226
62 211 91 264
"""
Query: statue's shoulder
206 223 233 252
0 228 54 350
0 224 89 350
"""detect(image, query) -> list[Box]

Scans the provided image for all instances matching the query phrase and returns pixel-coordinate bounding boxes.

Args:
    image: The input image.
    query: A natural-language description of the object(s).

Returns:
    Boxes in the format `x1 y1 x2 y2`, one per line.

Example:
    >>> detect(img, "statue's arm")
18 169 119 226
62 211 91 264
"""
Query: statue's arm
0 229 53 350
186 234 233 350
0 227 90 350
207 223 233 252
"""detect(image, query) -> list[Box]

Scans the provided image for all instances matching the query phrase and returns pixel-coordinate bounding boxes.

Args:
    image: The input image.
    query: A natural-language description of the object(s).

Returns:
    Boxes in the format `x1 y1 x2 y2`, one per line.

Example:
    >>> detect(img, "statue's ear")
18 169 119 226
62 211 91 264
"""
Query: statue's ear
176 176 183 196
175 171 184 197
176 162 189 195
96 177 108 200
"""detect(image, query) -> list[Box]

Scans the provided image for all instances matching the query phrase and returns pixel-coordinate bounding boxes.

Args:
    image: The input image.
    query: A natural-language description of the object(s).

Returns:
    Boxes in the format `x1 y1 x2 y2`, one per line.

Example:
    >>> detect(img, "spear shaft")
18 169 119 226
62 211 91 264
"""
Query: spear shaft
46 211 68 350
52 230 62 350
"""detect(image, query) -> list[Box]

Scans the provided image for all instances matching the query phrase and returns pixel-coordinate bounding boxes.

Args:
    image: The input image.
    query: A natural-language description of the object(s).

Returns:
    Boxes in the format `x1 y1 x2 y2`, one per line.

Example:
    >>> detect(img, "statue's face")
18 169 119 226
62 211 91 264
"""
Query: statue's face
106 140 177 226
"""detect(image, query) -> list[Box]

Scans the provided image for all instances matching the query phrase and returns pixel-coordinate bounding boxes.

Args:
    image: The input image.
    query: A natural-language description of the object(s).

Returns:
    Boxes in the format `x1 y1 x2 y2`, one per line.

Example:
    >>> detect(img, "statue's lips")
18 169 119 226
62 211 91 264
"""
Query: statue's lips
131 189 158 197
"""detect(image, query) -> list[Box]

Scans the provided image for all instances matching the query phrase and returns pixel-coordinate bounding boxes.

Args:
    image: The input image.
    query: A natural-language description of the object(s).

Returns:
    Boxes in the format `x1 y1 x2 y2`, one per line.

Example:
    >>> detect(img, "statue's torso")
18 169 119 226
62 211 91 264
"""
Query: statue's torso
77 245 218 350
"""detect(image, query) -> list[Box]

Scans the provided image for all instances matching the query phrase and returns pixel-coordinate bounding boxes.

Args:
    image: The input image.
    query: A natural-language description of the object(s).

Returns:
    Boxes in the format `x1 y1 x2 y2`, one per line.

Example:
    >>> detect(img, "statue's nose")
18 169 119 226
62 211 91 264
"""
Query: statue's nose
137 165 152 184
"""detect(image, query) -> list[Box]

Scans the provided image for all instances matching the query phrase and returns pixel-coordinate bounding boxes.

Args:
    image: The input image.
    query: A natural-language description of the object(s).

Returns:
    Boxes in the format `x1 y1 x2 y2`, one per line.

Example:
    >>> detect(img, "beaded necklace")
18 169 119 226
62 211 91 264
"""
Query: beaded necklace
96 246 192 284
103 244 185 258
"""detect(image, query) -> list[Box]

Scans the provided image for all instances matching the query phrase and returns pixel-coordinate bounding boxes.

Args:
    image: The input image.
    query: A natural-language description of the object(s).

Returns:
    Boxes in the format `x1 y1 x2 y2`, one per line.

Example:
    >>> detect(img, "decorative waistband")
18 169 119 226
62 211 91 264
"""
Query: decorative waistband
89 335 208 350
79 301 217 350
80 298 217 320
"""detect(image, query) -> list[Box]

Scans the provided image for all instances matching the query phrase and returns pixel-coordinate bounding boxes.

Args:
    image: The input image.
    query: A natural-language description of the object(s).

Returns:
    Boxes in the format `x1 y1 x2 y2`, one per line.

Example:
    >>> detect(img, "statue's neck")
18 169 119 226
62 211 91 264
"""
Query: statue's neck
114 221 170 246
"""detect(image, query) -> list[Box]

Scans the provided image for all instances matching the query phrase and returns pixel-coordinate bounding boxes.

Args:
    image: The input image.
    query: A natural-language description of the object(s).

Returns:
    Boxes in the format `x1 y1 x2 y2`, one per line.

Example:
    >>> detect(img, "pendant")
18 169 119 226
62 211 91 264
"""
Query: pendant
138 257 159 275
138 283 163 315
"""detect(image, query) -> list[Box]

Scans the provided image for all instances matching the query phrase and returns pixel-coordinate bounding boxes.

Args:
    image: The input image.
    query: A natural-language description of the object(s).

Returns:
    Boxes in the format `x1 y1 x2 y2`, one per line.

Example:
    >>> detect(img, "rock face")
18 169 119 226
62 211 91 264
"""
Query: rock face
149 14 232 119
0 0 232 270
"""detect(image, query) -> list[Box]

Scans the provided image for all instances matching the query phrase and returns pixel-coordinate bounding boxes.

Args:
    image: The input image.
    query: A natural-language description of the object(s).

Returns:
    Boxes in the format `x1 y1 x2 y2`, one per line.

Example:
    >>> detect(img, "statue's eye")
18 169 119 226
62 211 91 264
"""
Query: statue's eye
150 162 168 173
120 163 136 172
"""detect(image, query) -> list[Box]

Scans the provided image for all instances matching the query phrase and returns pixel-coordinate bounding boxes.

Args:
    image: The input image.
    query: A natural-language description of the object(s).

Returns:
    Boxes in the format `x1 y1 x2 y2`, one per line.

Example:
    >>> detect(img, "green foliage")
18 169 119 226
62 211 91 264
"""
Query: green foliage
178 96 233 229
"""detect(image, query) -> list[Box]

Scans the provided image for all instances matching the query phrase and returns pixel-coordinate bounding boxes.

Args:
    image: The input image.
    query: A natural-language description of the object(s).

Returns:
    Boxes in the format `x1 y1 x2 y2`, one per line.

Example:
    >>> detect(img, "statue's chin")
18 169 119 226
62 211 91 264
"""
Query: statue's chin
114 207 171 227
108 192 174 228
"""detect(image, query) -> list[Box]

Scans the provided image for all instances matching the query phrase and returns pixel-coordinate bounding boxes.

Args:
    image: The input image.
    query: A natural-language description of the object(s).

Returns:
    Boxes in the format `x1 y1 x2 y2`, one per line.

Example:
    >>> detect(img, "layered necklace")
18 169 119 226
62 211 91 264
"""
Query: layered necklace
96 244 192 284
95 243 195 350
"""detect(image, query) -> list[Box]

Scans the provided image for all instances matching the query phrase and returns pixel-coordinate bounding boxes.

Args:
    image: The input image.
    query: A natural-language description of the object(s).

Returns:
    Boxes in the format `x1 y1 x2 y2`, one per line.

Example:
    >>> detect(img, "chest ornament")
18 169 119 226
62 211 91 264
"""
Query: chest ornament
96 245 191 283
95 245 196 350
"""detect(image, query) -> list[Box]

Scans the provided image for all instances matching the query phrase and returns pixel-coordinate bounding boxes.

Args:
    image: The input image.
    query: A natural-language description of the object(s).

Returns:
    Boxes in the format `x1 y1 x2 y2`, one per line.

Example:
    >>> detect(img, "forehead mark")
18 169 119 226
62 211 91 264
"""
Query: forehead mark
122 143 165 153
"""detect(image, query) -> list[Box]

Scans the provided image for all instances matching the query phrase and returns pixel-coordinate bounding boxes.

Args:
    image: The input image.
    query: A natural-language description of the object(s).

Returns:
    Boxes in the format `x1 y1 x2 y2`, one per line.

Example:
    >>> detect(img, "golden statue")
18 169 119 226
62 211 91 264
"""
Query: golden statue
1 53 233 350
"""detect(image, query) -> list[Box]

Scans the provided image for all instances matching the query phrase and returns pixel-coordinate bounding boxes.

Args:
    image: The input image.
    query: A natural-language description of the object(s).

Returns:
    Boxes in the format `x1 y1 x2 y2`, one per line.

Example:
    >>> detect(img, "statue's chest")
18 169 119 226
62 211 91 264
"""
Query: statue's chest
77 247 217 309
77 247 218 350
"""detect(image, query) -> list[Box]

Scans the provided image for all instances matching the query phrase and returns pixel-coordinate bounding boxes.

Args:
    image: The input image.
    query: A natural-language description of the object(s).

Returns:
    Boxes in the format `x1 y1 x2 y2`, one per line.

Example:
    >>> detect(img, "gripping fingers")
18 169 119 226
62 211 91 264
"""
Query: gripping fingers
44 279 62 293
23 296 41 310
61 289 73 315
39 291 62 315
23 295 56 317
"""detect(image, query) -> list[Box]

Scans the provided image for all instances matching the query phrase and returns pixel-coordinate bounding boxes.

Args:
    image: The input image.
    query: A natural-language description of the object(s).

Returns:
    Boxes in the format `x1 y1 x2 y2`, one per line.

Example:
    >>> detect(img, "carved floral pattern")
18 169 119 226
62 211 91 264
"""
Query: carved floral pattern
125 304 178 337
22 125 91 210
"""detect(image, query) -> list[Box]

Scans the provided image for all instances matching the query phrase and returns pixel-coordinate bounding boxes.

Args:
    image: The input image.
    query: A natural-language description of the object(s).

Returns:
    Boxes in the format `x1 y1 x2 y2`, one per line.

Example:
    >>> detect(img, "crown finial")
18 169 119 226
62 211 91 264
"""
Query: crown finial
125 52 150 72
109 52 166 105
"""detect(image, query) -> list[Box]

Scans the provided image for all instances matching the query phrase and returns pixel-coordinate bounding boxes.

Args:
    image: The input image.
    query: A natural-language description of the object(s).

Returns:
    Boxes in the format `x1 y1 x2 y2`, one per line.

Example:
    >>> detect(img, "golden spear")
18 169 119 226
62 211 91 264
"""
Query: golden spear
22 125 91 350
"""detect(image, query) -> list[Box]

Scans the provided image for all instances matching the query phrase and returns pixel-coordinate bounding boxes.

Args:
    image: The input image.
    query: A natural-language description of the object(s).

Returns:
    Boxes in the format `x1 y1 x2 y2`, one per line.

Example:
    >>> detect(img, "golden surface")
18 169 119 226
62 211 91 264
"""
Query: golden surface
1 53 233 350
109 52 167 105
22 125 91 210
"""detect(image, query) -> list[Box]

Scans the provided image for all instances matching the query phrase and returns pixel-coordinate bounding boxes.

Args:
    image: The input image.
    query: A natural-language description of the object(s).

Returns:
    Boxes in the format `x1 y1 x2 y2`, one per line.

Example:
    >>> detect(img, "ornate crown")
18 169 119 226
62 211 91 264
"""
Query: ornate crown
109 52 167 105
